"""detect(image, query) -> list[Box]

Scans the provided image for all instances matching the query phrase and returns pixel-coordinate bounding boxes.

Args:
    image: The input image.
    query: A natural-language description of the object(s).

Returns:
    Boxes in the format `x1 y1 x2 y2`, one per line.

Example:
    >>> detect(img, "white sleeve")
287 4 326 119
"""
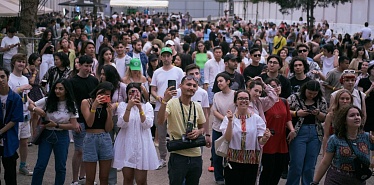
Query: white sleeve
140 103 154 129
35 97 47 110
220 116 229 133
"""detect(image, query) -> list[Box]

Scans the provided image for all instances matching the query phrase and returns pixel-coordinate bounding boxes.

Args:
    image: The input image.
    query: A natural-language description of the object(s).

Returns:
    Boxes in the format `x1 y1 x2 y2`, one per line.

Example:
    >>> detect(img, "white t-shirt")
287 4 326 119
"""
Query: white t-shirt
36 98 79 130
203 58 225 87
1 36 20 59
361 27 372 40
8 73 29 116
142 41 152 53
0 94 7 146
95 35 104 54
150 66 184 111
176 87 209 108
325 29 332 42
115 56 129 79
321 55 336 76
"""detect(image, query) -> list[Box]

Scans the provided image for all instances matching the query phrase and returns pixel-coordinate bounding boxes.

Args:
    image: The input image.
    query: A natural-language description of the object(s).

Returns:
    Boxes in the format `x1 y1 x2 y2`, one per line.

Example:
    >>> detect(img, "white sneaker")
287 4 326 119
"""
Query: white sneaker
157 159 167 170
70 182 79 185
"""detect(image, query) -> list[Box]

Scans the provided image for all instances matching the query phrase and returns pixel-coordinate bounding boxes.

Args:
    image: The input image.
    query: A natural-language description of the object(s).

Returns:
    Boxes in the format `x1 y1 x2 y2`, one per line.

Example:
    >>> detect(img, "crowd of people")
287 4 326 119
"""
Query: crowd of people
0 10 374 185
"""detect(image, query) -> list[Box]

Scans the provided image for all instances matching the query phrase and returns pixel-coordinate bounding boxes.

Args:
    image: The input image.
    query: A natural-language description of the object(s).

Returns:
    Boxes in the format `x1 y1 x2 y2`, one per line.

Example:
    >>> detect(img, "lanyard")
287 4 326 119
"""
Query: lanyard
179 98 192 125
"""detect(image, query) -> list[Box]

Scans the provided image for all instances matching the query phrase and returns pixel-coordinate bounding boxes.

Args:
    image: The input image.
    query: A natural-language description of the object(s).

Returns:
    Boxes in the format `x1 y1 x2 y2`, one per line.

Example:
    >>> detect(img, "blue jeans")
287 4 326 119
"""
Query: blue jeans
199 69 205 86
268 43 274 55
286 125 321 185
168 153 202 185
211 130 224 182
31 130 69 185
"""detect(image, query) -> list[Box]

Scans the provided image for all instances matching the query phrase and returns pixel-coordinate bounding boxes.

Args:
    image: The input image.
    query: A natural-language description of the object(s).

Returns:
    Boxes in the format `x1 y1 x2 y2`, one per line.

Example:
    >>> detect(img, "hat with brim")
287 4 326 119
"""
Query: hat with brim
130 58 141 71
161 47 173 55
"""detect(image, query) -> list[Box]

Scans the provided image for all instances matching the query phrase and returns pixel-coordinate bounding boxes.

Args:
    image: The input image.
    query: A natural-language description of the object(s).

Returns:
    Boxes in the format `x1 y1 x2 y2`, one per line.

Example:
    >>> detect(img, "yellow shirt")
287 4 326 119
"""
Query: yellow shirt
272 36 287 55
166 98 206 157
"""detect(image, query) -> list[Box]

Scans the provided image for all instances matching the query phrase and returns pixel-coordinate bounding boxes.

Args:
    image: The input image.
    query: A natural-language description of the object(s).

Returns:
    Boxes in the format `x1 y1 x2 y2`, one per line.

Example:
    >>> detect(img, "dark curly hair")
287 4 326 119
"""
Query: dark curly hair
299 80 323 102
46 78 77 114
334 105 363 138
289 56 309 74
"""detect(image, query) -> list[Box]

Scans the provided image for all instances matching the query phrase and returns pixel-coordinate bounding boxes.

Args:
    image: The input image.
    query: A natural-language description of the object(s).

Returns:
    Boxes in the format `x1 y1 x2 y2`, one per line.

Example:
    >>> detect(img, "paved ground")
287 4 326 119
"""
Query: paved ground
5 142 374 185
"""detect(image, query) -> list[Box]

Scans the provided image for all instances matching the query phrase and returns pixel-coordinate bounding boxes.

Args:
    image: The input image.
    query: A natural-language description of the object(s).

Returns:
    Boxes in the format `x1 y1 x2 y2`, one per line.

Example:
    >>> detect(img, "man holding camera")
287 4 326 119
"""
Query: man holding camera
157 75 206 185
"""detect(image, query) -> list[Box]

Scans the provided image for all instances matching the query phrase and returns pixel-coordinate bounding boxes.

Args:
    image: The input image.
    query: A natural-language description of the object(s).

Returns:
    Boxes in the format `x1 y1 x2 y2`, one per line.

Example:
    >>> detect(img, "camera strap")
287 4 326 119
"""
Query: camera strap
179 98 193 127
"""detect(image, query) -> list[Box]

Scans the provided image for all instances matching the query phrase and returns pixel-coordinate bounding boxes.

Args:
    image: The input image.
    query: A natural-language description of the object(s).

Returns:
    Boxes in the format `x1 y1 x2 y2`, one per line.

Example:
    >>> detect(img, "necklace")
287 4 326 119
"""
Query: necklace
97 108 103 118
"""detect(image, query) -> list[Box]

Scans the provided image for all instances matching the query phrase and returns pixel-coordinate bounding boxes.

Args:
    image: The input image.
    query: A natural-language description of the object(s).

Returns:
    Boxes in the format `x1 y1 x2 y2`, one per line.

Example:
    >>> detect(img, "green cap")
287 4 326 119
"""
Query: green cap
129 58 141 71
160 47 173 55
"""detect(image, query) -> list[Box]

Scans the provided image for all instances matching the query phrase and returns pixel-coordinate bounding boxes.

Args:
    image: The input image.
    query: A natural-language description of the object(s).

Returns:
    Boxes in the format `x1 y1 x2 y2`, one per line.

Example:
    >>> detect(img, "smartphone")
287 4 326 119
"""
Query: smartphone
41 117 49 124
102 95 111 103
41 80 47 86
168 80 176 91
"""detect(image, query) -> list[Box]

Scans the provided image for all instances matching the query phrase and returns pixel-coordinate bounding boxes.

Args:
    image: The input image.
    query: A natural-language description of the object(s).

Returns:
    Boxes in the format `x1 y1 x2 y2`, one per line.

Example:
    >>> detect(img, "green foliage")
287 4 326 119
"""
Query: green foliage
250 0 352 14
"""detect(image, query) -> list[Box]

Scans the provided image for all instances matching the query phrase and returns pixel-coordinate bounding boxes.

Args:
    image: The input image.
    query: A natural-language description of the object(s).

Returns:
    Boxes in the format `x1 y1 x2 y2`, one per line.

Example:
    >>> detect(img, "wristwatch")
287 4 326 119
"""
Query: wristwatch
55 122 60 129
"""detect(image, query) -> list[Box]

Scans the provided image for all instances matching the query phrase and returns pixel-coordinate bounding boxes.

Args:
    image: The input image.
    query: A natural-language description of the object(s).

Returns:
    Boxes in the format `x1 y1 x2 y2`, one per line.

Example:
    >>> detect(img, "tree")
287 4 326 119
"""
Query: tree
19 0 40 37
250 0 352 34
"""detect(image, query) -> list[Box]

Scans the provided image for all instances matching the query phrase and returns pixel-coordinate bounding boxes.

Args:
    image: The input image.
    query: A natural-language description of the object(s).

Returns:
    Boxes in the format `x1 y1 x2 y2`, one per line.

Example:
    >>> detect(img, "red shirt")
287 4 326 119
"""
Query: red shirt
263 100 292 154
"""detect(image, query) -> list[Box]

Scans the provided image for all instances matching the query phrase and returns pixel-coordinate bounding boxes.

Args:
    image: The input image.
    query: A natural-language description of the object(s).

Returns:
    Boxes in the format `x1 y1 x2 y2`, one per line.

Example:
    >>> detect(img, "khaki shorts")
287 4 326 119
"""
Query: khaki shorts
19 121 31 139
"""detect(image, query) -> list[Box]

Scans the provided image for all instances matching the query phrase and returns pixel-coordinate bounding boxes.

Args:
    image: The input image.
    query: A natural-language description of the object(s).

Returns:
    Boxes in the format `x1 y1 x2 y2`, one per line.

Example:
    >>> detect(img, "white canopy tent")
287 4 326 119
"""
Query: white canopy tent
110 0 169 8
6 0 54 15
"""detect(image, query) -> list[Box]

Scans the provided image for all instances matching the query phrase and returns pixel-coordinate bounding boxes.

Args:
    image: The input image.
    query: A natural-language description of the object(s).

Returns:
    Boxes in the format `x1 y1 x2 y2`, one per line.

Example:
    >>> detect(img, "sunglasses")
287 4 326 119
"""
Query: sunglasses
268 61 279 65
253 54 261 57
343 70 355 74
184 75 199 83
298 49 308 53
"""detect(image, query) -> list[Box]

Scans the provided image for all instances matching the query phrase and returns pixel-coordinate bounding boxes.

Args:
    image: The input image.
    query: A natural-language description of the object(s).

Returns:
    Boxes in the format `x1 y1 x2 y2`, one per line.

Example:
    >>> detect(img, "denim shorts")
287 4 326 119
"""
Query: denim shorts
72 122 86 151
207 86 214 105
83 132 113 162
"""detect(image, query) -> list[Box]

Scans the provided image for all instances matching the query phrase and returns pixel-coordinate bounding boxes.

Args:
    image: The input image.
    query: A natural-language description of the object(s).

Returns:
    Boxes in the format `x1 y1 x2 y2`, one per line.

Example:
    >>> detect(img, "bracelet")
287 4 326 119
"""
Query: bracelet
295 110 298 117
90 109 96 113
140 111 145 116
161 99 167 105
32 74 36 77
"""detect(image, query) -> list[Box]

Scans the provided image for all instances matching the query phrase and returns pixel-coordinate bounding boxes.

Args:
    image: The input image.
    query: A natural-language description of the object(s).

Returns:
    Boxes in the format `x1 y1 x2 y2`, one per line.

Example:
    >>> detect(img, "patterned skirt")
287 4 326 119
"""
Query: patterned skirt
324 166 366 185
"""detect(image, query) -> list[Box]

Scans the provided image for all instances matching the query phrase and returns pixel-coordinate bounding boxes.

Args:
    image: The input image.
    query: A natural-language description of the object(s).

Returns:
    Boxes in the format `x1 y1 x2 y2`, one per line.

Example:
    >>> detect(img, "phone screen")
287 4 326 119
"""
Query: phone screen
168 80 176 91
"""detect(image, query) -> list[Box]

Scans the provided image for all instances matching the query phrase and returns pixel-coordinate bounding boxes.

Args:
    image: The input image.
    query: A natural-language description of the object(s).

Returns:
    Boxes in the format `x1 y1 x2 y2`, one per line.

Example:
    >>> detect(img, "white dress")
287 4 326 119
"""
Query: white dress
112 102 159 170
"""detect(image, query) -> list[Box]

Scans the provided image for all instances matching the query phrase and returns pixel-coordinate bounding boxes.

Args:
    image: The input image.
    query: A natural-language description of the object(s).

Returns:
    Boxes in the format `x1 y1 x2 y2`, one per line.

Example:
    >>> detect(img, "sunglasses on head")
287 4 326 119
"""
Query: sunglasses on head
184 75 199 83
298 49 308 53
343 70 355 74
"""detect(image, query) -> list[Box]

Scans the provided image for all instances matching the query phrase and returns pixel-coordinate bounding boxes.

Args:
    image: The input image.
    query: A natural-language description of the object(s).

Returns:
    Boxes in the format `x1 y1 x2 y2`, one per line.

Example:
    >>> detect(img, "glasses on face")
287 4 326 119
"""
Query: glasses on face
343 70 355 74
253 54 261 57
298 49 308 53
268 61 279 65
237 97 250 101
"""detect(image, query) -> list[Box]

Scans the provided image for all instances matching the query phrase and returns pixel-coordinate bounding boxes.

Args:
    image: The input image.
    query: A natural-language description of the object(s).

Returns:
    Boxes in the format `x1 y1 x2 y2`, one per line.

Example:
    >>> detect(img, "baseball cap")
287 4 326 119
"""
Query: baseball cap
161 47 173 55
148 54 158 62
224 54 239 62
165 40 175 46
129 58 141 71
240 46 248 52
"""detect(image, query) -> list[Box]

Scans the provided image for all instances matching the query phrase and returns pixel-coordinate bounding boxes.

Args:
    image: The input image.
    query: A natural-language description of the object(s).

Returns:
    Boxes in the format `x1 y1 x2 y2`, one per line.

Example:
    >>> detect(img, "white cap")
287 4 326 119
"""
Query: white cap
165 40 175 46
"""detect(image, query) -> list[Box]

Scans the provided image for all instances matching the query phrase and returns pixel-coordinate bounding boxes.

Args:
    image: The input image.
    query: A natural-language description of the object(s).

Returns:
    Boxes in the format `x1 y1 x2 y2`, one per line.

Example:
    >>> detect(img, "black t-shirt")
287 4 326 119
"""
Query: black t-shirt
70 74 99 123
243 63 267 82
157 32 166 41
358 77 374 130
212 71 245 93
38 39 54 54
290 76 311 94
209 32 220 46
259 73 292 98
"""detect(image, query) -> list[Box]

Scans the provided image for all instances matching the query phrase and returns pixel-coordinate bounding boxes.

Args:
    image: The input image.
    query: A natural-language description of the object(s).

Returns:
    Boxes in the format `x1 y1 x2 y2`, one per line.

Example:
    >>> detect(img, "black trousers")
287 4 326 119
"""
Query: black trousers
0 146 19 185
259 153 288 185
224 162 258 185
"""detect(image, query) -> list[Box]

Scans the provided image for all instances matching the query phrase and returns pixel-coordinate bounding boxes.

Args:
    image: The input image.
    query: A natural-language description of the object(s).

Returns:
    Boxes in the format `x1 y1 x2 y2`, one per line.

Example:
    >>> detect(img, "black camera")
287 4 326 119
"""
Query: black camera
152 46 158 52
182 121 194 143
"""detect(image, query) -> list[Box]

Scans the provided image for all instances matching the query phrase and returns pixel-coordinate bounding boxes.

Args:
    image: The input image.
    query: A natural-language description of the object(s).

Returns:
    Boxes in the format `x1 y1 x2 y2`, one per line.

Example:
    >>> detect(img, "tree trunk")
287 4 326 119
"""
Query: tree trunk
19 0 39 37
306 0 310 33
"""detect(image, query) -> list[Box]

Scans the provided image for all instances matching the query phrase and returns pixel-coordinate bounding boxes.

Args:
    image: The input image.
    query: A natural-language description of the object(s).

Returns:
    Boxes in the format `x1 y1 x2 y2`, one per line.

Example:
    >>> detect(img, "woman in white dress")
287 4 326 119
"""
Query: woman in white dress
113 82 159 185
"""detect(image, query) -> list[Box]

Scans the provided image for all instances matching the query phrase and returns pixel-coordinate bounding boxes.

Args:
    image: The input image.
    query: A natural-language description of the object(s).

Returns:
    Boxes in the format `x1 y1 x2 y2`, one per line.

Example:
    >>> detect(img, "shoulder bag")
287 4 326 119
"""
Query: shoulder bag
345 137 372 181
215 135 229 157
166 100 206 152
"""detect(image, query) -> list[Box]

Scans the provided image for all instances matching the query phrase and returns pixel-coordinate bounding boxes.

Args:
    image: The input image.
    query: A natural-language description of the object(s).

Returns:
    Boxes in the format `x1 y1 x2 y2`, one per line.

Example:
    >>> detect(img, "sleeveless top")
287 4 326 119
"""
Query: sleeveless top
85 98 107 130
195 53 208 69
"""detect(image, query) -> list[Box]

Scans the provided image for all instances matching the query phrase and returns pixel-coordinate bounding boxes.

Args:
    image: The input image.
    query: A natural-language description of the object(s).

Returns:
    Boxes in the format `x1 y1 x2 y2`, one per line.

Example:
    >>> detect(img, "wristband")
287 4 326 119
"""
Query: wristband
32 74 36 77
161 99 167 105
333 87 335 91
205 134 211 137
295 110 298 117
310 182 319 185
55 122 60 129
116 102 119 107
90 109 96 113
126 109 131 111
140 111 145 116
